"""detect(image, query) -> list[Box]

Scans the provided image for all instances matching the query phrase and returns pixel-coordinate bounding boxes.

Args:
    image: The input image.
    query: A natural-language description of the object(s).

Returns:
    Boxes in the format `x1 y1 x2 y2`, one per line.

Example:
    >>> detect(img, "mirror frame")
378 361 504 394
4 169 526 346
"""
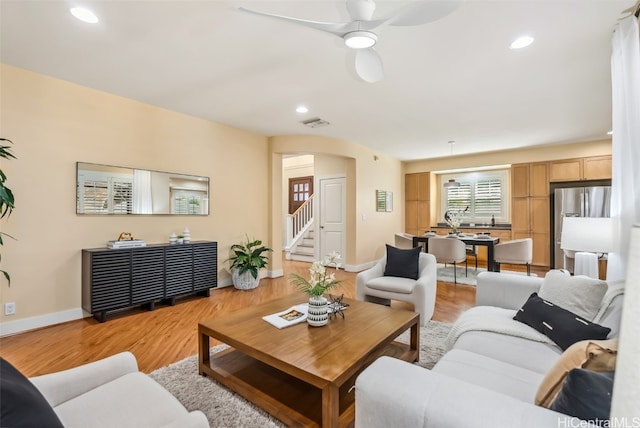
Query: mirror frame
76 162 210 216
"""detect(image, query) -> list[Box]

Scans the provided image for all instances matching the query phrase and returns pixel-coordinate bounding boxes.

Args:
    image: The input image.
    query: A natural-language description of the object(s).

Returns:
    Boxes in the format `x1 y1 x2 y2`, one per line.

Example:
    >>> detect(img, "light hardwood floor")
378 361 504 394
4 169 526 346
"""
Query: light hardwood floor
0 257 543 377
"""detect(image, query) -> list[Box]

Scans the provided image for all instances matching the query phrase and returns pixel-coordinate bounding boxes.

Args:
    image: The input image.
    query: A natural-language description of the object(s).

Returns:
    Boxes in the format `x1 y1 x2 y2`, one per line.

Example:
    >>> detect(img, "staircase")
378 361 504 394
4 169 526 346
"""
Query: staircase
285 196 316 262
289 228 316 262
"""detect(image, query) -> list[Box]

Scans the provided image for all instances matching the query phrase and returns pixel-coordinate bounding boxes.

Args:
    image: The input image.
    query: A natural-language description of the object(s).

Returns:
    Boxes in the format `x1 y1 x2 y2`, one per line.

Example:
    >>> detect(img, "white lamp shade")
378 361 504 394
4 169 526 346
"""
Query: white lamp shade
561 217 615 253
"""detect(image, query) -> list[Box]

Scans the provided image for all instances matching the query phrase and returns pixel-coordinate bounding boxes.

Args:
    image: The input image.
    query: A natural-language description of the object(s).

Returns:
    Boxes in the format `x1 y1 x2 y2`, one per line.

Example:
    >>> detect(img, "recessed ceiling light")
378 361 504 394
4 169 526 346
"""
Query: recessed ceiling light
70 7 99 24
510 36 534 50
296 106 309 114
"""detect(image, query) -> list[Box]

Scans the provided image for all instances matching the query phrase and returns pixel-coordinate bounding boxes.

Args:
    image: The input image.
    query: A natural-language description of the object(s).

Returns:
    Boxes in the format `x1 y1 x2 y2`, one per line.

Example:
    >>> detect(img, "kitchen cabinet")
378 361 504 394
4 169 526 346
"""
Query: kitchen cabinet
510 162 550 268
583 156 612 180
405 172 430 236
549 156 611 182
511 164 530 198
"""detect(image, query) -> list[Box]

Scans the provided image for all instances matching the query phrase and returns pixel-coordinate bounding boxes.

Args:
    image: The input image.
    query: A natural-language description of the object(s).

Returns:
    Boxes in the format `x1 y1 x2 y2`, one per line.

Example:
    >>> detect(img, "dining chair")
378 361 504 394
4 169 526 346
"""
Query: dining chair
427 237 467 284
493 238 533 275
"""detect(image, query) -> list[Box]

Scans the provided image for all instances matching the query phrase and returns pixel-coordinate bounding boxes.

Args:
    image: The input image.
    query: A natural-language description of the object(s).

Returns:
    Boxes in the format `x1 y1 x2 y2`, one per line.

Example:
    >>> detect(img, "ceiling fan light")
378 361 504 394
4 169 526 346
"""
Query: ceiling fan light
344 31 377 49
443 179 460 188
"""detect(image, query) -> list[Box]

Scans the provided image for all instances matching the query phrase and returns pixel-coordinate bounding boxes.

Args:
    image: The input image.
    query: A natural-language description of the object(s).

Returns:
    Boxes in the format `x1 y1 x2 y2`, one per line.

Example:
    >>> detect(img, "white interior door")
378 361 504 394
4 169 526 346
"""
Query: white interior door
319 177 346 260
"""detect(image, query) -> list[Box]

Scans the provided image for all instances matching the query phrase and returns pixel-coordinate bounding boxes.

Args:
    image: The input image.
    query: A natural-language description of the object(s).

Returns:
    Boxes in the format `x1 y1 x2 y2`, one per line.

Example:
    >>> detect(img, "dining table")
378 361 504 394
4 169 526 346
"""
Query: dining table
412 234 502 272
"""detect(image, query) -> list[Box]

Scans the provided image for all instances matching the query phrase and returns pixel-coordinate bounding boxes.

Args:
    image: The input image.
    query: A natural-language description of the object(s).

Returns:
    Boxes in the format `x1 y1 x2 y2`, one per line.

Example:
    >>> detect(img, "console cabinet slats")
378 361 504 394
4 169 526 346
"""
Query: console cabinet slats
132 247 165 305
82 241 217 322
165 245 195 297
193 243 218 292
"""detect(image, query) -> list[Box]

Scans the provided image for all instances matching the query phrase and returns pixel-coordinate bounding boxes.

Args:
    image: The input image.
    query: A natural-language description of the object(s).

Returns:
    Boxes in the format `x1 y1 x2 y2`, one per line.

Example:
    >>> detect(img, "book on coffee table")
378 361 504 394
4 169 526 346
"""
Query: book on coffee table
262 304 308 329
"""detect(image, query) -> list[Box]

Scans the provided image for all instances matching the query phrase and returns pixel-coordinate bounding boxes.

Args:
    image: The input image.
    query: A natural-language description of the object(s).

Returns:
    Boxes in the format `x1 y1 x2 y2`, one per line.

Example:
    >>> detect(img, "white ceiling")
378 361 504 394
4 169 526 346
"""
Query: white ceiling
0 0 632 161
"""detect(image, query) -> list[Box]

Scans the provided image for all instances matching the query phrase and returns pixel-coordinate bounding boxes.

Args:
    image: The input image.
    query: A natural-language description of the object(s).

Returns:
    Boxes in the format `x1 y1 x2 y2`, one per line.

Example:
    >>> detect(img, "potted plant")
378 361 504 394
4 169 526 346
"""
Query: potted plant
289 251 342 326
0 138 15 285
228 236 271 290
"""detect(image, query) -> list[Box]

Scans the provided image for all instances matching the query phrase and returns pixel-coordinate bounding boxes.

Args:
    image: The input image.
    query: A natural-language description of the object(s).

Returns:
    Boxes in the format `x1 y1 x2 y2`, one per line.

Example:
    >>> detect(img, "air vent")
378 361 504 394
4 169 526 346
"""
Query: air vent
300 117 330 128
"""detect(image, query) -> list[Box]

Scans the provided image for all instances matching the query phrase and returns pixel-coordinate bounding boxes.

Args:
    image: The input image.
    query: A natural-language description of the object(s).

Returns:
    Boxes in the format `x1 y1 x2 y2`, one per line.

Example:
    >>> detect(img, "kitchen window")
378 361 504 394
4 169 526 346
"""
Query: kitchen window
440 170 509 224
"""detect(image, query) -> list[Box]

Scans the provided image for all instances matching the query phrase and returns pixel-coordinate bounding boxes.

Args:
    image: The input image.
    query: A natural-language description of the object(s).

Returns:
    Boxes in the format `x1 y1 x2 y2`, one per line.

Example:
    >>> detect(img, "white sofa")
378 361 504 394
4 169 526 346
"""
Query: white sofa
355 271 624 428
30 352 209 428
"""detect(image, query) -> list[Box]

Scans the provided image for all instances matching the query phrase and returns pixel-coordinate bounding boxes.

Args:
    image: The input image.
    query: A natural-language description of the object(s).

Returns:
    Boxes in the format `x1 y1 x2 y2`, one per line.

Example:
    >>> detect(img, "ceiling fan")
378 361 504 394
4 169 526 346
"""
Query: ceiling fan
238 0 462 83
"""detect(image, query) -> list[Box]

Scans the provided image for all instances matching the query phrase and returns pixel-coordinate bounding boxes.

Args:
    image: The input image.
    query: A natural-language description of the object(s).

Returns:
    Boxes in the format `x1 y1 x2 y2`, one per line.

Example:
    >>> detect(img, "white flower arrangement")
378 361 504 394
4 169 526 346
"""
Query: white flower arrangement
290 251 342 297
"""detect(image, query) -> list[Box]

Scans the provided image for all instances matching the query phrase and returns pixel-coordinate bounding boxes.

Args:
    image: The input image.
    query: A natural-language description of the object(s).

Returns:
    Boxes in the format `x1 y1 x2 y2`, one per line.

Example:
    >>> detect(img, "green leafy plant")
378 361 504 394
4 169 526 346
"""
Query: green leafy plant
289 252 342 297
0 138 16 285
227 236 271 280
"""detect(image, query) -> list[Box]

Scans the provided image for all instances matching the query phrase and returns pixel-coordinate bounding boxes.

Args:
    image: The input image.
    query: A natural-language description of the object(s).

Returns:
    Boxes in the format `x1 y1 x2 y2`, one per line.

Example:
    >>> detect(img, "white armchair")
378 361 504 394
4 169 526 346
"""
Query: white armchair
30 352 209 428
356 252 437 326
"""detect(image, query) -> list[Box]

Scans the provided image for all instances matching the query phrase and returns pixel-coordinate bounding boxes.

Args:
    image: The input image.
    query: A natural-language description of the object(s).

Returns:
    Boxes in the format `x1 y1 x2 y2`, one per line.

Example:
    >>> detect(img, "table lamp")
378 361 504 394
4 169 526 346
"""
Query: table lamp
560 217 614 279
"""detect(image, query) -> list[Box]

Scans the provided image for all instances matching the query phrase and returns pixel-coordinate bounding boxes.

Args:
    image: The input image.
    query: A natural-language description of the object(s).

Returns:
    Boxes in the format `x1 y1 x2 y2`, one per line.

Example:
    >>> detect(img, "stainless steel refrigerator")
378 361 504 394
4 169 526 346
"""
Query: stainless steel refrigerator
552 184 611 270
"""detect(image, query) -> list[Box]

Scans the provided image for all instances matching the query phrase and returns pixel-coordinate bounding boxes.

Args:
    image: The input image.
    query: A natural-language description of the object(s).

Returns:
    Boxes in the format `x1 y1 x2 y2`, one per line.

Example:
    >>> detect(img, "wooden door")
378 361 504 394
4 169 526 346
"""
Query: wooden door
289 176 313 214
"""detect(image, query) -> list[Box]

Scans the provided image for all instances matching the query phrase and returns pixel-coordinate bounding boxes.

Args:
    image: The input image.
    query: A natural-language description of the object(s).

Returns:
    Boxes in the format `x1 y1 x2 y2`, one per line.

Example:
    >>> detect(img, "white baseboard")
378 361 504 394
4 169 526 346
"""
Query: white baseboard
0 308 85 337
267 269 284 278
216 277 233 288
217 269 282 289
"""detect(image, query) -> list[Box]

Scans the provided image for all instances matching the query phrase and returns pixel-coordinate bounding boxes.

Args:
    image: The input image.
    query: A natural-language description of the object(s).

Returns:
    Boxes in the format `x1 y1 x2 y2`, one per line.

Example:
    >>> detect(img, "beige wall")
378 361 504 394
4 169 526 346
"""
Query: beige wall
270 136 404 267
0 64 270 329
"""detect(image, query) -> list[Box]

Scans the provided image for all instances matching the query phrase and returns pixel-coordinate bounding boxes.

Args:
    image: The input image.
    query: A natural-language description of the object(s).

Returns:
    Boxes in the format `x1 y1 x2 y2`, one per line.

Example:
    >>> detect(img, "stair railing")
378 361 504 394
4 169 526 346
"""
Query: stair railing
286 195 314 248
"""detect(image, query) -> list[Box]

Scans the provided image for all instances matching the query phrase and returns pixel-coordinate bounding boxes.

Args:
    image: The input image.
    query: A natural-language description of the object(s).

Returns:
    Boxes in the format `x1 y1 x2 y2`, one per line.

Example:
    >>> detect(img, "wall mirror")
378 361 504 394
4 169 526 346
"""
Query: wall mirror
76 162 209 215
376 190 393 212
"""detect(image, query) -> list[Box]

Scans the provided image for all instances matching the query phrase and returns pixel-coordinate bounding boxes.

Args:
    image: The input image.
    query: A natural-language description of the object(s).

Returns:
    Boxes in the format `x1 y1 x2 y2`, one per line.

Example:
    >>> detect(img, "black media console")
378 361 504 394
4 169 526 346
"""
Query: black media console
82 241 217 322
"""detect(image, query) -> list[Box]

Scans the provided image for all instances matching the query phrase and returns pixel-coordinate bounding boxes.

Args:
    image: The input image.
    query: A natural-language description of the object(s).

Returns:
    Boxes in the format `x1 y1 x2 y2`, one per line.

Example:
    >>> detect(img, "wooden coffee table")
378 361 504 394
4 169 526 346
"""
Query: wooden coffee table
198 293 419 428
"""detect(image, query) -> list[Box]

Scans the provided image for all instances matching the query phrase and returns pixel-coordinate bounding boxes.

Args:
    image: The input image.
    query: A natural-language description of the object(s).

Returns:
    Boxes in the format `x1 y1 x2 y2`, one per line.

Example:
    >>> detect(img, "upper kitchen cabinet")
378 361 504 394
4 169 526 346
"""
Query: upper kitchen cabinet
511 164 530 197
405 172 430 236
549 155 611 182
583 156 612 180
530 162 549 196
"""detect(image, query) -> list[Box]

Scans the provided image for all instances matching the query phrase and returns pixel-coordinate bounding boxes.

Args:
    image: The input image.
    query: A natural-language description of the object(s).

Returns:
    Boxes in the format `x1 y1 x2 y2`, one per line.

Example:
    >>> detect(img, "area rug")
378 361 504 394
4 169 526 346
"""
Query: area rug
437 264 536 286
437 264 480 285
149 320 452 428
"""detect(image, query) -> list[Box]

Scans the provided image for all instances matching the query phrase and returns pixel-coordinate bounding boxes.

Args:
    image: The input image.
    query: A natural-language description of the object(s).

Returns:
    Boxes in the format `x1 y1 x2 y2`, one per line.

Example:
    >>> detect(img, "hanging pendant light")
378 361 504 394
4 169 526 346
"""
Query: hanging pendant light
443 141 460 188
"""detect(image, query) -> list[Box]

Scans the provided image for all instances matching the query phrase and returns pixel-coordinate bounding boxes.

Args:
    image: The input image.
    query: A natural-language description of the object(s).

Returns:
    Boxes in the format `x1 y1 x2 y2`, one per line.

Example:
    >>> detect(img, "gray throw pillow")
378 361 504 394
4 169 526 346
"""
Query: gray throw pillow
538 270 607 321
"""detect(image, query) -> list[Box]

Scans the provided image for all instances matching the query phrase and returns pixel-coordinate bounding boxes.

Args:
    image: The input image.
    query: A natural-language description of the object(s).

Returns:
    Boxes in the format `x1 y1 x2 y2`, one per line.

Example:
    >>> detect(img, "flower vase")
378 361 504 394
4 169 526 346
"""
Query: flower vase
307 295 328 327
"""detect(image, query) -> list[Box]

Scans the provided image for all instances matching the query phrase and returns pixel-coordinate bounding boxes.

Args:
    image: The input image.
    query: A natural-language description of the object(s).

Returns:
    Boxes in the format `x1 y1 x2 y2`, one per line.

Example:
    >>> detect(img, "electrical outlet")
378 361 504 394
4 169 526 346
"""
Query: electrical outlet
4 302 16 316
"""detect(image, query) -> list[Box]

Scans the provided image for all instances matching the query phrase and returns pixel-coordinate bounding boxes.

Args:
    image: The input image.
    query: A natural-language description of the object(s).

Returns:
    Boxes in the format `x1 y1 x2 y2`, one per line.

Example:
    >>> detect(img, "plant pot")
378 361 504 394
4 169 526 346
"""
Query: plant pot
232 268 260 290
307 295 328 327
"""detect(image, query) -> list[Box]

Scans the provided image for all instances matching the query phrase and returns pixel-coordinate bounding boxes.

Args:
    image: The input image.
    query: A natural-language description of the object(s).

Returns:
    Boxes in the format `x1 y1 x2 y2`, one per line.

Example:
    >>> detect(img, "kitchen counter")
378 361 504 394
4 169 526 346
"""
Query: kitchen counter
433 224 512 231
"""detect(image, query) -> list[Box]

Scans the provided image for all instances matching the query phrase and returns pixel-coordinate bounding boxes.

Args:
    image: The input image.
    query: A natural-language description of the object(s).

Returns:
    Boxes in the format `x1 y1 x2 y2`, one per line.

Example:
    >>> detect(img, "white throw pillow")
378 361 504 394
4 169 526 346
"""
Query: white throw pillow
538 270 607 321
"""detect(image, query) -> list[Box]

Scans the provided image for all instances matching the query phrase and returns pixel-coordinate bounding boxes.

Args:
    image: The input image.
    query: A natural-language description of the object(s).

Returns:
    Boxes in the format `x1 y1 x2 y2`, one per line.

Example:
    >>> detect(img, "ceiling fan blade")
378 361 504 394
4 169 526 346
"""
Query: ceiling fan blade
354 48 384 83
238 7 350 37
346 0 376 21
387 0 462 27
